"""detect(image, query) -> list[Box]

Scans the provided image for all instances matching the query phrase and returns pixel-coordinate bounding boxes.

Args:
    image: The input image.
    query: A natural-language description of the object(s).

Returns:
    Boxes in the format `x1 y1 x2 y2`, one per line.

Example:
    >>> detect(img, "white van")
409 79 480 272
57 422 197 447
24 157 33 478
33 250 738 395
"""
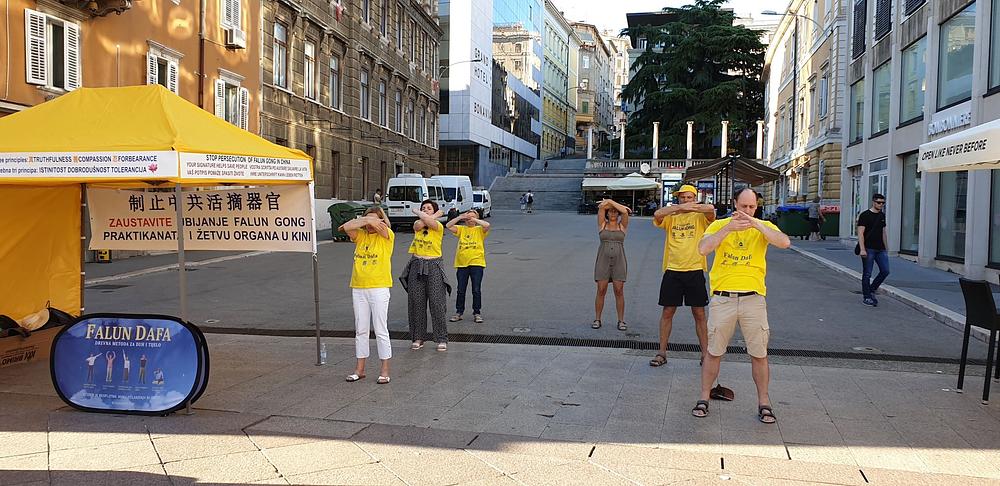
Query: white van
432 175 474 219
384 175 446 228
472 188 492 218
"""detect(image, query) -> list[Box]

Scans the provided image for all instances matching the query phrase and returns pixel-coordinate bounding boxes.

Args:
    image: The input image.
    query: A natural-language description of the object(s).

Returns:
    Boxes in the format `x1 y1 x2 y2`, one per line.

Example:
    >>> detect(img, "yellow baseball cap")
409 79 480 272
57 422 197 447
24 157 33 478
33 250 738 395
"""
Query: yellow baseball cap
674 184 697 195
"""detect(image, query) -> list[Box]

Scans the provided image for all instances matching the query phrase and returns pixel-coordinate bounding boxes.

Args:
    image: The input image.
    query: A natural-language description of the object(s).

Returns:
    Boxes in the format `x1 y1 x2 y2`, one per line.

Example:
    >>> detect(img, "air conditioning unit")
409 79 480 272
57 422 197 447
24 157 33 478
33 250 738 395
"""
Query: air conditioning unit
225 28 246 49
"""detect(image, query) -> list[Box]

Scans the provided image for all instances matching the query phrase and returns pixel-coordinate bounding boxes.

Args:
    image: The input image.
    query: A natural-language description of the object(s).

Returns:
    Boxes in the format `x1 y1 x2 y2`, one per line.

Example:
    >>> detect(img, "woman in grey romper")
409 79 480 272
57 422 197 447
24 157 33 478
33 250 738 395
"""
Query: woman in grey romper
593 198 630 331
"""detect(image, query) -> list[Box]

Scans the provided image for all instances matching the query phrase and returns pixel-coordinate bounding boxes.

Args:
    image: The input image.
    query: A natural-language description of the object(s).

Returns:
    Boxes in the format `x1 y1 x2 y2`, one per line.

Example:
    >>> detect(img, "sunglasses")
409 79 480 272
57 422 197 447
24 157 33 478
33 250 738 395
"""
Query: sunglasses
874 200 886 204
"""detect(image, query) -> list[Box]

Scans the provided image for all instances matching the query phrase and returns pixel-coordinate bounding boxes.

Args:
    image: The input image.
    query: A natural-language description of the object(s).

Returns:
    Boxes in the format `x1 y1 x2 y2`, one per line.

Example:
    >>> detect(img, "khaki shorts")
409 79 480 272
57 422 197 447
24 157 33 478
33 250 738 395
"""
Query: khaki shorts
706 293 770 358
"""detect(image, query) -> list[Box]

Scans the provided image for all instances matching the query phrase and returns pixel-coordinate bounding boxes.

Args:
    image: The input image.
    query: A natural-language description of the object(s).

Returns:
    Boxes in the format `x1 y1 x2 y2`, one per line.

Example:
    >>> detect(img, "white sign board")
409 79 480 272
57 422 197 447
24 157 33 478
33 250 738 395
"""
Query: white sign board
919 118 1000 172
179 153 311 180
0 151 178 179
87 186 315 252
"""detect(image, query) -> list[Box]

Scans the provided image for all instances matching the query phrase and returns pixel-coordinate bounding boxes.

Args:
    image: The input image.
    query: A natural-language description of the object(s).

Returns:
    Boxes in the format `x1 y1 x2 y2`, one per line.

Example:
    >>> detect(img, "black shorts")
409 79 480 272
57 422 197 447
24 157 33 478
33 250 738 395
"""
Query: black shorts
807 217 820 232
659 270 709 307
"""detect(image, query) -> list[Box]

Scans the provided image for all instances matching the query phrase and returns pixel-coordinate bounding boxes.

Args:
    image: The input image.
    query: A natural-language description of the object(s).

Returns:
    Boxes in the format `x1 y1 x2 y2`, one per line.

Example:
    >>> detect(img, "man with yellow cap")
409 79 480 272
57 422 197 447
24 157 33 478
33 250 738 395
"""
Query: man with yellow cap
650 184 716 367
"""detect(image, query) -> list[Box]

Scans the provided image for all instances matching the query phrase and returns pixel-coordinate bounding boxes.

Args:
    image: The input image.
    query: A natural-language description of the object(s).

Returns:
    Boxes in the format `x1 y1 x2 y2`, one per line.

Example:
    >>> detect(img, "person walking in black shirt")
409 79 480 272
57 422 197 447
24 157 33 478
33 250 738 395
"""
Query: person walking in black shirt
856 194 889 306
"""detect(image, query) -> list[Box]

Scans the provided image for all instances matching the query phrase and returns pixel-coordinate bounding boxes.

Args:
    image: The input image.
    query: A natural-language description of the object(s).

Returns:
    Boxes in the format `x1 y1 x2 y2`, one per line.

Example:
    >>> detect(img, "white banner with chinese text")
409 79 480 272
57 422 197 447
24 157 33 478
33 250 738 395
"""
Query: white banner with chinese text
179 153 311 181
87 186 314 252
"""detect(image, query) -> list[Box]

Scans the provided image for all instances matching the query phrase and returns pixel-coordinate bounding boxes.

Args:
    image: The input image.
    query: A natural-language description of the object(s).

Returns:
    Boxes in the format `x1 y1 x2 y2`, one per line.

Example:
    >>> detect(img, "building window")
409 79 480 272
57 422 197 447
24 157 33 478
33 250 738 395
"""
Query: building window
380 0 388 35
378 80 387 127
430 115 437 147
420 107 427 144
394 89 402 132
849 79 865 142
582 55 590 69
221 0 241 29
937 3 976 109
360 69 370 120
304 41 317 99
582 101 589 114
900 37 926 123
874 0 891 41
409 20 416 60
817 74 829 118
904 0 925 15
362 0 370 24
330 57 341 109
991 0 1000 89
23 10 81 90
871 62 890 134
852 0 867 58
146 49 179 94
273 23 288 88
938 171 968 260
407 99 415 138
214 78 249 129
396 3 404 46
991 171 1000 264
900 153 920 254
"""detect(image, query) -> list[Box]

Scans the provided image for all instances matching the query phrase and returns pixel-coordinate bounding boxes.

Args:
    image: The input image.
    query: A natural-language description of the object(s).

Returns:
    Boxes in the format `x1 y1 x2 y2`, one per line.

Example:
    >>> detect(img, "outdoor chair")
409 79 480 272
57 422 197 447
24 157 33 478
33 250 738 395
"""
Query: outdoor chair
957 278 1000 403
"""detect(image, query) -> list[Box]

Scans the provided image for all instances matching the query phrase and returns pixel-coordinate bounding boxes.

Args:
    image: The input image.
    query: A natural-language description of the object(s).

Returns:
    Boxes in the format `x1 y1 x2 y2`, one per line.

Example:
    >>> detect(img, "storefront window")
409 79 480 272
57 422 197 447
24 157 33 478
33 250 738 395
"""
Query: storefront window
900 153 920 254
900 37 926 123
872 62 890 134
850 79 865 142
991 170 1000 264
937 171 968 260
937 3 976 109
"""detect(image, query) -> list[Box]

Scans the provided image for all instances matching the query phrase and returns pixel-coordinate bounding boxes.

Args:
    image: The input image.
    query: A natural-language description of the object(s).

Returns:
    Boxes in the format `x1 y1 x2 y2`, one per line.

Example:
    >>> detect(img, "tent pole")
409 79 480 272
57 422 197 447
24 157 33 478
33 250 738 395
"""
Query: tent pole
175 184 187 322
80 184 87 315
309 182 322 366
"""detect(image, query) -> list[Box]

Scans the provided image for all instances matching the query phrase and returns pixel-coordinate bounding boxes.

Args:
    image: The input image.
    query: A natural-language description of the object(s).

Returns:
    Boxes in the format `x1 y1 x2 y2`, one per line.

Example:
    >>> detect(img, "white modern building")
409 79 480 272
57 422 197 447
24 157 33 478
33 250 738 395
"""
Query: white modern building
842 0 1000 281
439 0 543 187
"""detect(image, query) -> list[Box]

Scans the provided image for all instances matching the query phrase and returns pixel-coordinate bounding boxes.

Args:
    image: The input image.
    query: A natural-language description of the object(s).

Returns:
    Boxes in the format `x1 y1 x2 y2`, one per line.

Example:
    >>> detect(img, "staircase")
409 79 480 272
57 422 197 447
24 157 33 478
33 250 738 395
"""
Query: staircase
489 158 587 212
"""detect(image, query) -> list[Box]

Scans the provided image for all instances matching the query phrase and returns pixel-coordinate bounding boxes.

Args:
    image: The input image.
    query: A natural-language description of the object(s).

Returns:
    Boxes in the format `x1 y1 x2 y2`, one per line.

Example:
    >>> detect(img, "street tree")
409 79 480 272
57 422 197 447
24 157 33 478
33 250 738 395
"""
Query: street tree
621 0 765 159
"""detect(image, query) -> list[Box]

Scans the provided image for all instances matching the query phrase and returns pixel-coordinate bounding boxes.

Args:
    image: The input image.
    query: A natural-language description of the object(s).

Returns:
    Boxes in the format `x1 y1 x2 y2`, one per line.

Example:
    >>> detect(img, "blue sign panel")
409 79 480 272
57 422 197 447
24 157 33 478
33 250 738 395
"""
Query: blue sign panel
51 314 209 415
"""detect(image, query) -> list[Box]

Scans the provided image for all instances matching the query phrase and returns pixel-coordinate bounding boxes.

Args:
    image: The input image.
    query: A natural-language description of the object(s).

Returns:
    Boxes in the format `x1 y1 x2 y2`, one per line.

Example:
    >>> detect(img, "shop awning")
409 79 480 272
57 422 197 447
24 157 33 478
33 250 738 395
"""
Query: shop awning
0 85 311 185
918 118 1000 172
606 172 659 190
683 155 780 186
582 177 612 189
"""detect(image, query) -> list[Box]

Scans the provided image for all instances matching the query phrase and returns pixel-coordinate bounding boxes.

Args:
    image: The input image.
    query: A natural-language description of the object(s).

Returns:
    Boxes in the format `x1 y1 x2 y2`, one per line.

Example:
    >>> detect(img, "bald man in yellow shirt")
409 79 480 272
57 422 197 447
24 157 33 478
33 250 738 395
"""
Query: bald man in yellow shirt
692 188 790 424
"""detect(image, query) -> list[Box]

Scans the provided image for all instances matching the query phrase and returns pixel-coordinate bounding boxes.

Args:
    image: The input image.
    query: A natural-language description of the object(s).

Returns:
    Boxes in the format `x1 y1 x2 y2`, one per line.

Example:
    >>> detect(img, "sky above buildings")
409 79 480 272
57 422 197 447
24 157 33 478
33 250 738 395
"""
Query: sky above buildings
559 0 790 34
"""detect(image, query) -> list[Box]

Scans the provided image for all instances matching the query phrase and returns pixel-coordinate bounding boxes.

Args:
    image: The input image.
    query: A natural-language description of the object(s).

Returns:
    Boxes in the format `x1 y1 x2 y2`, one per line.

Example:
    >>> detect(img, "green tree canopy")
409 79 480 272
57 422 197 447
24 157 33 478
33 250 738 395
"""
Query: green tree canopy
621 0 765 159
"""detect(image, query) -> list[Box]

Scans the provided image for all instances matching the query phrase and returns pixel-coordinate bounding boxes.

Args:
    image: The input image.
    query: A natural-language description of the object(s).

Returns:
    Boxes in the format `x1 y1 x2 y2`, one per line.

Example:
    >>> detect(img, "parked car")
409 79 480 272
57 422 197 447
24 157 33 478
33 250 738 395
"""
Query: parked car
472 188 492 218
431 175 474 219
384 174 446 229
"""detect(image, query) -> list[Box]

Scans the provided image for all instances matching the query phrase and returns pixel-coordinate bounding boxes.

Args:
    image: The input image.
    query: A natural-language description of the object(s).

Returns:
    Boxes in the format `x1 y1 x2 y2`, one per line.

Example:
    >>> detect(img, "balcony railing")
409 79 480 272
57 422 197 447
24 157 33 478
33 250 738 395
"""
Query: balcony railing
584 159 712 172
59 0 132 17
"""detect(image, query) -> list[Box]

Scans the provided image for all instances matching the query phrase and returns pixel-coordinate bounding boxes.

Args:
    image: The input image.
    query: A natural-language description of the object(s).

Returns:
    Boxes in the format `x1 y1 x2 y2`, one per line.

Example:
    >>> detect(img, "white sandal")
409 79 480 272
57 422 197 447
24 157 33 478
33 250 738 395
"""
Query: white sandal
345 373 365 382
410 341 424 350
437 342 447 352
377 376 390 384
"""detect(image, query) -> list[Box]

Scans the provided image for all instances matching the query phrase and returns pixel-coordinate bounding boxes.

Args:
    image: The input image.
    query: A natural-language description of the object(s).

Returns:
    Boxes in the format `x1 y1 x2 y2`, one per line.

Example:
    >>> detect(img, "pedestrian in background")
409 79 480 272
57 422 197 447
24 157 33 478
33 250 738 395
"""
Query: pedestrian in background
519 193 527 213
373 188 383 205
401 200 451 351
807 197 824 241
339 206 394 384
593 198 631 331
447 209 490 323
856 194 889 307
650 184 715 367
693 188 790 423
525 191 535 213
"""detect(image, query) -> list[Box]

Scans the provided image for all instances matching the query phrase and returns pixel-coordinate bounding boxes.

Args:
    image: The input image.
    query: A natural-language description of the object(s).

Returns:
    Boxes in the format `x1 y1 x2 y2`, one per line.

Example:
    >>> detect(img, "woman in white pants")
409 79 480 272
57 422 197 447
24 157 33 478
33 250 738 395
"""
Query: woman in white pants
338 207 395 384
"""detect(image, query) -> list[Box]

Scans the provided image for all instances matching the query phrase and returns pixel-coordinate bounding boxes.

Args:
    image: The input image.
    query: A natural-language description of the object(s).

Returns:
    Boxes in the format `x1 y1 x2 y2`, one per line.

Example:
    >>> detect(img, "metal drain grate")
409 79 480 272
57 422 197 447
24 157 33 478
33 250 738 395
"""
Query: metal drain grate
198 326 985 365
86 284 131 290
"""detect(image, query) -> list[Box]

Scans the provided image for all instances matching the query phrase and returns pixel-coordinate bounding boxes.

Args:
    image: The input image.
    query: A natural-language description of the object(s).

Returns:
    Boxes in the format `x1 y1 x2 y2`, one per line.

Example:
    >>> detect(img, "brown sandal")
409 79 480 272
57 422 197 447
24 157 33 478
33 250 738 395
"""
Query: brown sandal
649 354 667 367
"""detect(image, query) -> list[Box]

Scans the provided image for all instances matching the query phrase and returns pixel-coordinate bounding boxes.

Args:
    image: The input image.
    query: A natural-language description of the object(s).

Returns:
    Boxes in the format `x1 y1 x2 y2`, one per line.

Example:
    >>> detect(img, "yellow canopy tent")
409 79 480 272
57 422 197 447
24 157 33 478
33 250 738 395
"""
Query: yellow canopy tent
0 85 324 362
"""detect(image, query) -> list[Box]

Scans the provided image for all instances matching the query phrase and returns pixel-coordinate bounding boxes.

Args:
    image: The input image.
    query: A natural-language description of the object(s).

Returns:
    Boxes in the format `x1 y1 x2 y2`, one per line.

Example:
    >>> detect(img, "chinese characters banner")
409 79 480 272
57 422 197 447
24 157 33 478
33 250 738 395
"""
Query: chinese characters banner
87 185 314 252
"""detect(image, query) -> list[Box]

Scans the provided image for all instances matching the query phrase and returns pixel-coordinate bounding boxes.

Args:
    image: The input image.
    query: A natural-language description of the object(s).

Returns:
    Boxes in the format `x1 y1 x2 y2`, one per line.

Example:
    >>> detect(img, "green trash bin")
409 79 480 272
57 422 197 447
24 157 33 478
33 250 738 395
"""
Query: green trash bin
328 202 369 241
776 206 811 240
820 211 840 238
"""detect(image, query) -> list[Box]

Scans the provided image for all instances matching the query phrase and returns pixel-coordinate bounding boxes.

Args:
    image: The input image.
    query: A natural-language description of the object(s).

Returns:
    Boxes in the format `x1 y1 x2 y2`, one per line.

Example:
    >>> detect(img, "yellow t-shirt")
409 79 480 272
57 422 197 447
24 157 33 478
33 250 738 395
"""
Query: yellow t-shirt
655 212 709 272
350 229 395 289
454 225 487 267
408 222 443 257
703 218 779 296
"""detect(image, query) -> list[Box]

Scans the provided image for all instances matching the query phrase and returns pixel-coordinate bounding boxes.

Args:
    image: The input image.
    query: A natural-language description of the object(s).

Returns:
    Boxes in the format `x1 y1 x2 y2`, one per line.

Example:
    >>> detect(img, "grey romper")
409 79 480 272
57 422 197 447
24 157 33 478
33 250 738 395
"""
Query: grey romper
595 229 627 282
